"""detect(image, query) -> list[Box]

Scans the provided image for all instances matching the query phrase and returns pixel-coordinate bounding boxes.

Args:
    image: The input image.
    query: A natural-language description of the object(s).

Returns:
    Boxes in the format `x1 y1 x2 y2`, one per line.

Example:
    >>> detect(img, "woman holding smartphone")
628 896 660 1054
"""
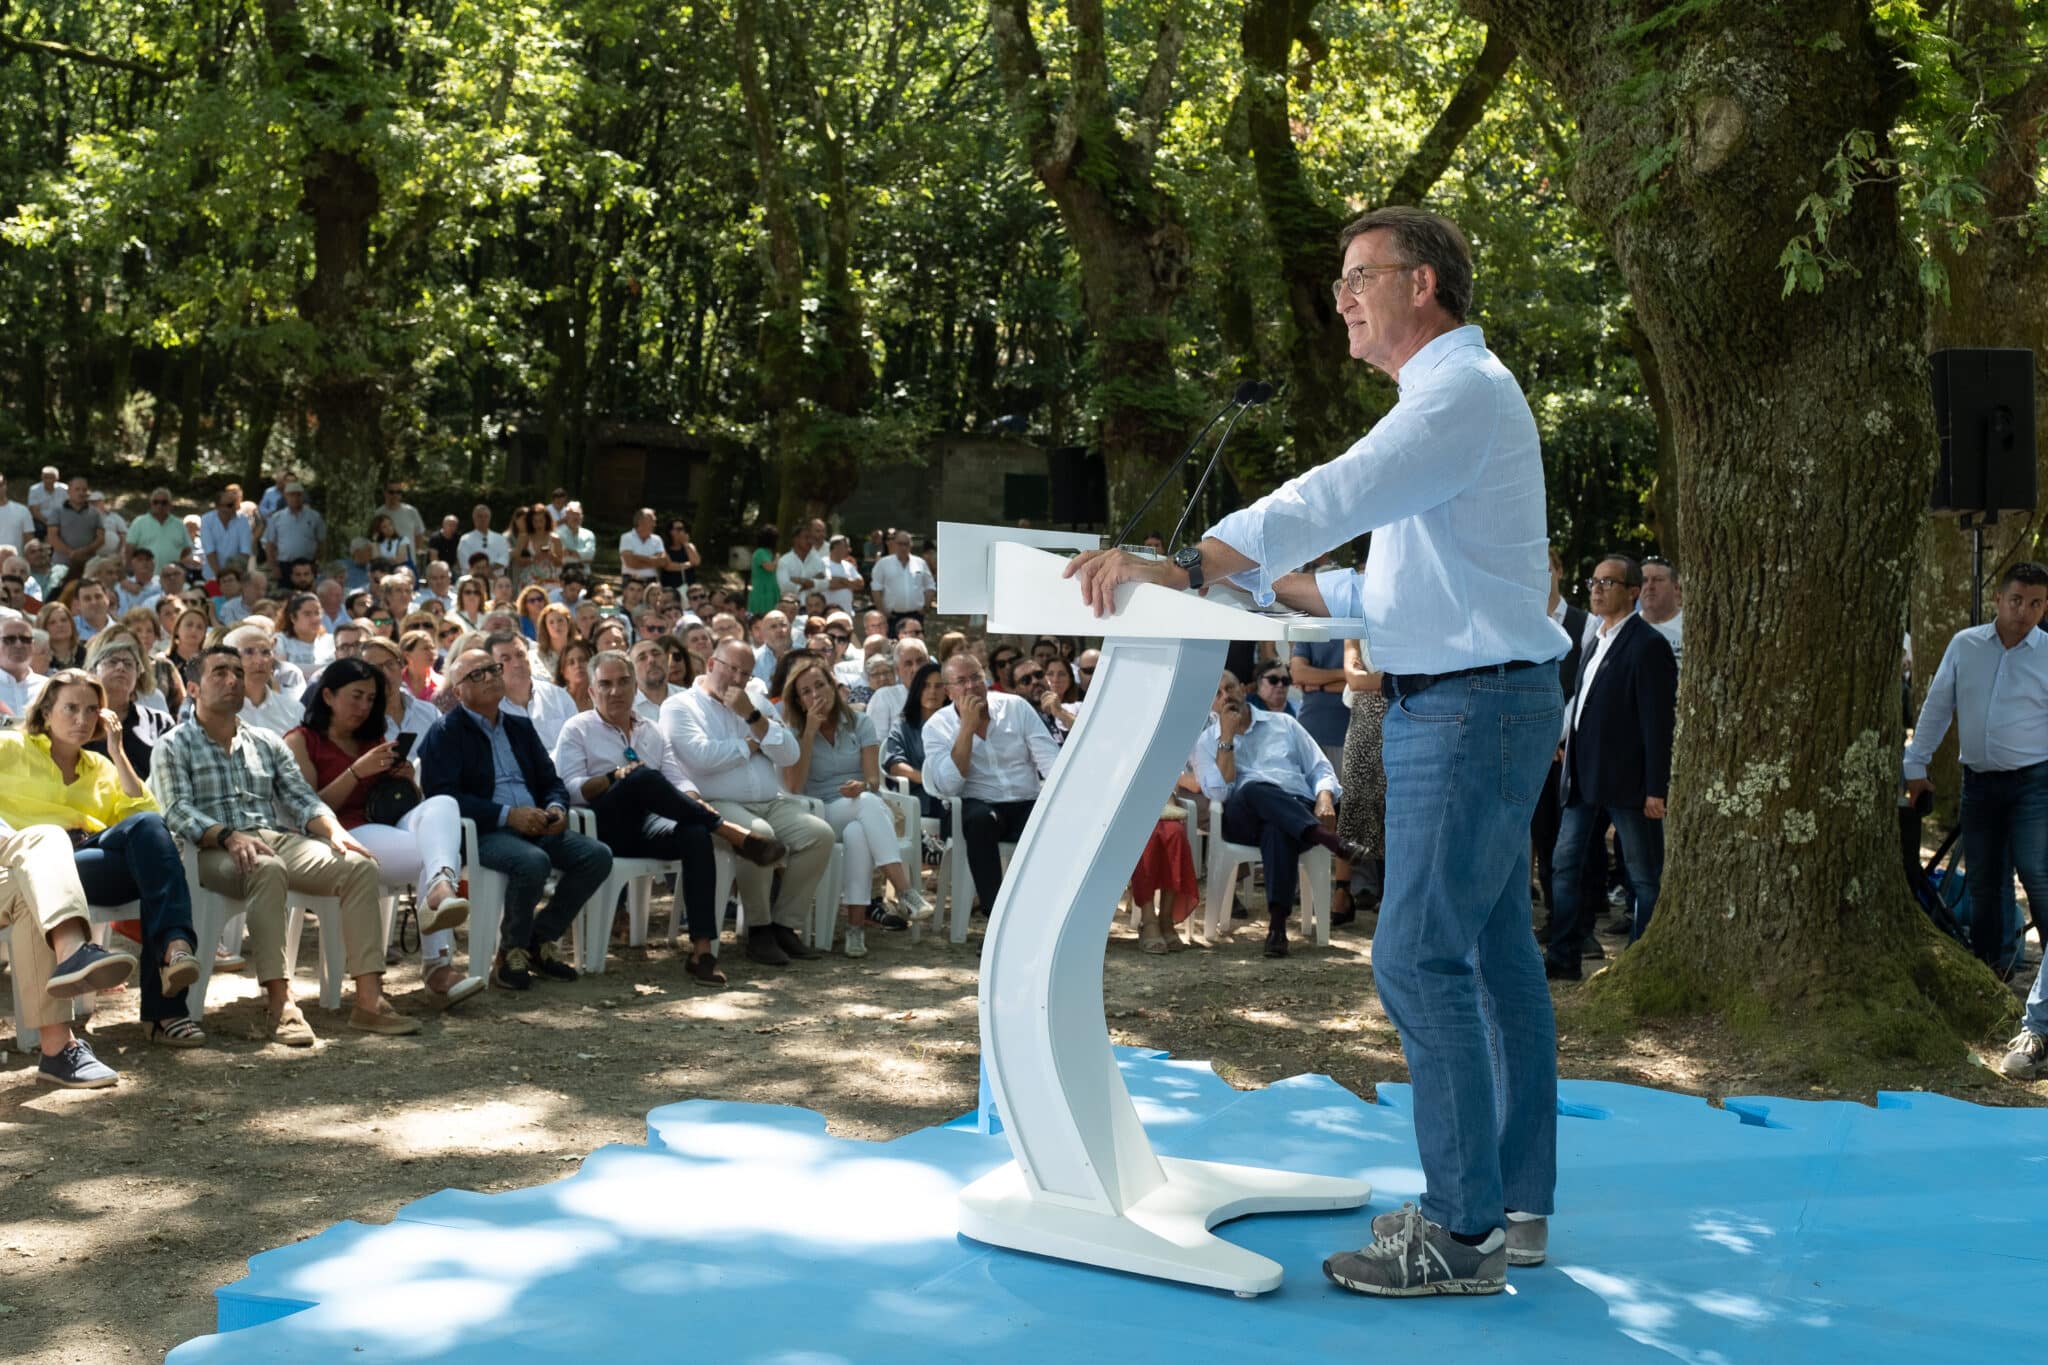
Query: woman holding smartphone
284 658 483 1012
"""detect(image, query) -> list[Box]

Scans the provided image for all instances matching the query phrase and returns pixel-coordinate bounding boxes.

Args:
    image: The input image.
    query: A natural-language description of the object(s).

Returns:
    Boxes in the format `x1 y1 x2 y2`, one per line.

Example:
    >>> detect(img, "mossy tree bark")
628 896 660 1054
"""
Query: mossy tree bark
1465 0 2012 1058
988 0 1193 535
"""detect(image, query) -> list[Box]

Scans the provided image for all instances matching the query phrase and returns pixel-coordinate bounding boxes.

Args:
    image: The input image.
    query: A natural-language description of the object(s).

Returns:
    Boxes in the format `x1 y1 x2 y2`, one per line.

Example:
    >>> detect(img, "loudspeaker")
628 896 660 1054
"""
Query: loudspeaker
1931 347 2036 515
1047 446 1108 525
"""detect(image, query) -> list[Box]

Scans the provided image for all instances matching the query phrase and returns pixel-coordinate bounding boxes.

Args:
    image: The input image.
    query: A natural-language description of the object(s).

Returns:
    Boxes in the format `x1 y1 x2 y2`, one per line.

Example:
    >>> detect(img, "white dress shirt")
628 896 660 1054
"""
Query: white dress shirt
619 529 665 581
1904 623 2048 779
1206 326 1569 675
776 548 827 599
824 558 861 613
1190 708 1341 805
240 684 301 734
1566 615 1626 740
456 529 511 572
387 693 442 744
0 667 46 719
200 510 253 576
864 683 908 750
871 554 934 614
502 677 576 752
920 691 1059 803
633 684 672 727
662 680 799 803
553 709 699 804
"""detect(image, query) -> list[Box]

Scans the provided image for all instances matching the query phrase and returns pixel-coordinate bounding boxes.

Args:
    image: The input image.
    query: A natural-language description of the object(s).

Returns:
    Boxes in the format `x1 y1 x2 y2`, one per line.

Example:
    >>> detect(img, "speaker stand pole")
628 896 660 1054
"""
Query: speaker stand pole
1963 510 1998 626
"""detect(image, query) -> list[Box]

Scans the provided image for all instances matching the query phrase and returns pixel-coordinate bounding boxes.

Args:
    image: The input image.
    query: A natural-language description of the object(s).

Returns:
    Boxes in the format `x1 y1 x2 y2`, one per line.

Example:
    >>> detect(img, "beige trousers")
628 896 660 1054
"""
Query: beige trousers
0 826 94 1029
707 796 834 932
197 829 382 983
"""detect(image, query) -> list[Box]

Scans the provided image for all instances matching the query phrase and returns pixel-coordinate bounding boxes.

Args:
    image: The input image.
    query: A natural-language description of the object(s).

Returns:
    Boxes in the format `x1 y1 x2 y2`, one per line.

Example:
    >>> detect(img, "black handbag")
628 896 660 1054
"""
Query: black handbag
362 776 423 826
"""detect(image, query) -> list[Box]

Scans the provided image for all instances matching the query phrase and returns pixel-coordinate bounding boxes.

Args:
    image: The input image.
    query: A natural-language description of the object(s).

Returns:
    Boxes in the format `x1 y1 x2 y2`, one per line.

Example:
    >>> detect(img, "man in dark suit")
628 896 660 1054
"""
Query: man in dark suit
420 648 613 990
1544 554 1677 980
1531 546 1602 936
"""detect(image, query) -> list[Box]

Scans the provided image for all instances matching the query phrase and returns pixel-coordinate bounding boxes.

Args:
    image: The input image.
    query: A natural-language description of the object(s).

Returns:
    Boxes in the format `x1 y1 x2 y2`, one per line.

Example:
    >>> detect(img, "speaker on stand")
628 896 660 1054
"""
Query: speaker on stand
1930 347 2037 624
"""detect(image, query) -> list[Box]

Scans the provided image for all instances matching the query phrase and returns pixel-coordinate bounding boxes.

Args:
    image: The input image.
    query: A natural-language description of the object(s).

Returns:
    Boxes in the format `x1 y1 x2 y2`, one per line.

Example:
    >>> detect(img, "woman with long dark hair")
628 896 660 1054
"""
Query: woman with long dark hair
882 661 949 823
283 658 481 1014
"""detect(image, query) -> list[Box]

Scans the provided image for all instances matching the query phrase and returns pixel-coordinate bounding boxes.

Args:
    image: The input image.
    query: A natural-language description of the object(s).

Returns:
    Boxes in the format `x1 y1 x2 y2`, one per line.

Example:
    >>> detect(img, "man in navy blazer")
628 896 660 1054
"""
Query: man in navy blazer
1543 554 1677 979
420 648 612 990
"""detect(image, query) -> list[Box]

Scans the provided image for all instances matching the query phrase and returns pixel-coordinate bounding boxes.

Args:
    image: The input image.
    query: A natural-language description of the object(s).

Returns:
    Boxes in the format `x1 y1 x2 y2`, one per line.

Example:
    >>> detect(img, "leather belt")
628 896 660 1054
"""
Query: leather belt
1380 659 1544 701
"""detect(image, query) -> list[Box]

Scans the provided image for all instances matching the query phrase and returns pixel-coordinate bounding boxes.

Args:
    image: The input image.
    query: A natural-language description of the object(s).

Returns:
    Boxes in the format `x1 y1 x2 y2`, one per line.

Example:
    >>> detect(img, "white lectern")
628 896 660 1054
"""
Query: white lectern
940 522 1373 1295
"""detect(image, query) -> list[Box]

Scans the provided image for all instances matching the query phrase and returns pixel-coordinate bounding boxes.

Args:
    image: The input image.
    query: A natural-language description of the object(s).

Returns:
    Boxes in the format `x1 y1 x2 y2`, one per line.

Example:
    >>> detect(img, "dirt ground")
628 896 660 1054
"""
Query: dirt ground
2 892 2040 1365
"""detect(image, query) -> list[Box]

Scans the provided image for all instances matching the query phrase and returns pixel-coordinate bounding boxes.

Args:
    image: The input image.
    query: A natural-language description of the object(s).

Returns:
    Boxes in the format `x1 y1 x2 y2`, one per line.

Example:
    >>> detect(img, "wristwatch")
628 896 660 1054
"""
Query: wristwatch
1172 545 1204 591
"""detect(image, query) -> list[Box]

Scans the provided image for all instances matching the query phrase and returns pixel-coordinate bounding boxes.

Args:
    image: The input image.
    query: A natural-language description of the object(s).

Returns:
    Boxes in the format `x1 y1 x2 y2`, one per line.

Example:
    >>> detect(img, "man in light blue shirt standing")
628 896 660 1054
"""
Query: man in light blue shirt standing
1904 560 2048 974
1067 206 1567 1297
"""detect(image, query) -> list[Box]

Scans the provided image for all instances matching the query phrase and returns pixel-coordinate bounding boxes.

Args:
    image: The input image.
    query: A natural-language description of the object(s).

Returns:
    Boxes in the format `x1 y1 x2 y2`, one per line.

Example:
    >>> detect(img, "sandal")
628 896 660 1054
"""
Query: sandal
145 1017 207 1049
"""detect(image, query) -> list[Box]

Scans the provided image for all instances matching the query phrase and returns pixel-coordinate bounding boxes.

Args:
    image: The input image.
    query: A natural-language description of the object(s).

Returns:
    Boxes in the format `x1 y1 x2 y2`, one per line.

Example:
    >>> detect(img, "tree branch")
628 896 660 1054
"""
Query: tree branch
0 31 169 79
1383 26 1517 205
986 0 1057 169
1131 19 1187 170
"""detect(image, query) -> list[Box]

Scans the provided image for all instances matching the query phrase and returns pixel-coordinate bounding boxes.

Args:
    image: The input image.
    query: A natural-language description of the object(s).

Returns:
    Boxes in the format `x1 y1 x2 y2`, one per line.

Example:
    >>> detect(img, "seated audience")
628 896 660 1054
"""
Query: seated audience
419 649 612 990
661 639 833 966
782 655 930 958
225 623 301 732
554 650 786 986
921 652 1059 913
285 658 481 1014
1191 671 1358 958
84 631 177 776
489 629 575 749
150 646 389 1046
883 661 949 823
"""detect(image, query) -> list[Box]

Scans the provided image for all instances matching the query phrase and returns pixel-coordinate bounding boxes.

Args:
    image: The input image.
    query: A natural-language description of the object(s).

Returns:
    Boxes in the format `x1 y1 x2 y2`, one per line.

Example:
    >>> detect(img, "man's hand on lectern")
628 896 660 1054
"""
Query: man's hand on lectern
1063 548 1182 618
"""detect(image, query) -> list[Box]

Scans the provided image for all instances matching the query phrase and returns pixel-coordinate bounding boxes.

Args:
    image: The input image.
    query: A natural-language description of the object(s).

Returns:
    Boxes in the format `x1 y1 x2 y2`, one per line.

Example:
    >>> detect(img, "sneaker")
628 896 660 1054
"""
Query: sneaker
746 927 790 966
47 943 138 999
1505 1211 1547 1266
38 1039 118 1089
844 926 868 958
772 923 823 961
533 941 579 983
868 903 911 931
896 884 934 922
493 947 533 991
2000 1029 2047 1080
1325 1204 1505 1297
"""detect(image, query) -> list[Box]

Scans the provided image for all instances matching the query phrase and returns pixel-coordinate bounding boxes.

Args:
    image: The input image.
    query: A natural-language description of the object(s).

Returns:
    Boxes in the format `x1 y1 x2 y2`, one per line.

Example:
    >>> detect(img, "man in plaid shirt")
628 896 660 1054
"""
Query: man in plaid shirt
149 645 411 1044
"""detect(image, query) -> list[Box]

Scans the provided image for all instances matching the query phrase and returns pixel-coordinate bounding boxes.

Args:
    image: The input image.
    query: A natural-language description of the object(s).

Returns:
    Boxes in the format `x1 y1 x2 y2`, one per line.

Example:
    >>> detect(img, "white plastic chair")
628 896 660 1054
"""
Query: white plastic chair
462 817 580 985
1199 800 1332 947
281 886 406 1011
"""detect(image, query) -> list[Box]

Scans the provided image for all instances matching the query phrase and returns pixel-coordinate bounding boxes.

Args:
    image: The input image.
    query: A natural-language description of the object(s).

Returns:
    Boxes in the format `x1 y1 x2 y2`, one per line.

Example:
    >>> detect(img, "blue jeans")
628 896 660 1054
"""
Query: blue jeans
74 813 194 1023
1374 666 1562 1237
1960 762 2048 968
475 828 613 950
1544 801 1666 963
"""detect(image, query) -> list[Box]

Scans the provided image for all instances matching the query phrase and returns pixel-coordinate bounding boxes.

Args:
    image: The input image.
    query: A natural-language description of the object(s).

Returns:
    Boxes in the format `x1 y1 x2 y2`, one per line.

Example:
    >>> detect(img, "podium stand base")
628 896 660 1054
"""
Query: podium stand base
957 1156 1371 1295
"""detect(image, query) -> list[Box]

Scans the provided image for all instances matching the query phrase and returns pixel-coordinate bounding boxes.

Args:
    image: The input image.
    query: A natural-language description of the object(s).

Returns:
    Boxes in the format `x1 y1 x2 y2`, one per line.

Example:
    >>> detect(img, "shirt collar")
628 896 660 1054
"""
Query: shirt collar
460 703 500 730
1396 324 1485 392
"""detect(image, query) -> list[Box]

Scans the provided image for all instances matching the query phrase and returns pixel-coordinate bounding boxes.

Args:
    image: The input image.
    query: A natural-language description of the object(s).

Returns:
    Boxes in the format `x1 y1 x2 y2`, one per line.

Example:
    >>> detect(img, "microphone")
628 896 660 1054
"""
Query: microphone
1108 379 1272 549
1167 381 1275 552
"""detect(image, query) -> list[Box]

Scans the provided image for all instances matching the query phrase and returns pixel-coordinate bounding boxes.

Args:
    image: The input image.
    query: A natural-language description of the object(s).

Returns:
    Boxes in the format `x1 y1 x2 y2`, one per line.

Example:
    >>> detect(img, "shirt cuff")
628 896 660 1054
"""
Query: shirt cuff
1204 508 1273 606
1314 567 1364 620
499 804 513 825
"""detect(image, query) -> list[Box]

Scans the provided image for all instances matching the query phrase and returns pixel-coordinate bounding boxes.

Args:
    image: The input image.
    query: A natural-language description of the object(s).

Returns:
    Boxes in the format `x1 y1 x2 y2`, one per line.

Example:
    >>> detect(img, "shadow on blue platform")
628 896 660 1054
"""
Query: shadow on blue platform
169 1051 2048 1363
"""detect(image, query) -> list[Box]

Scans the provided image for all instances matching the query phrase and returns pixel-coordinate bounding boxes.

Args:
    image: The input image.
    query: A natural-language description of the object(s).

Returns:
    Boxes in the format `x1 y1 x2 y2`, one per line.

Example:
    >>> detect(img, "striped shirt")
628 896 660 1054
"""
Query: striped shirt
147 717 334 843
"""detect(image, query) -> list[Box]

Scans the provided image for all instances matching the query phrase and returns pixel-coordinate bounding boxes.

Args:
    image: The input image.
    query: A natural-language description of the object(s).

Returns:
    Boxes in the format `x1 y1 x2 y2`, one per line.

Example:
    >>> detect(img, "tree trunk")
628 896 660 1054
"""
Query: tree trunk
988 0 1193 533
1469 0 2011 1060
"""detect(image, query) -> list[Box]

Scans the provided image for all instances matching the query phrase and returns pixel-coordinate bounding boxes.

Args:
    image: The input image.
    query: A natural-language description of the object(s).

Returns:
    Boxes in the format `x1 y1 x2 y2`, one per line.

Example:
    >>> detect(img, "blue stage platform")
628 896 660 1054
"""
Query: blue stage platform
168 1049 2046 1363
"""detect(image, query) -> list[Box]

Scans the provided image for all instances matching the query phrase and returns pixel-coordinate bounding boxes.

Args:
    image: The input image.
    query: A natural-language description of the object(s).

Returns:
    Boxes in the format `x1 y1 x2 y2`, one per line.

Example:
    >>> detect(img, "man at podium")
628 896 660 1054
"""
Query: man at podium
1067 206 1569 1298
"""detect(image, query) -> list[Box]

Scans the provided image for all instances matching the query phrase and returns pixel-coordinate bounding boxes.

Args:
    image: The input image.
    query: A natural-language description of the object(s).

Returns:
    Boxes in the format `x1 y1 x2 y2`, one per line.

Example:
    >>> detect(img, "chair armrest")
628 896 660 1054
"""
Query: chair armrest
569 807 597 837
461 817 481 870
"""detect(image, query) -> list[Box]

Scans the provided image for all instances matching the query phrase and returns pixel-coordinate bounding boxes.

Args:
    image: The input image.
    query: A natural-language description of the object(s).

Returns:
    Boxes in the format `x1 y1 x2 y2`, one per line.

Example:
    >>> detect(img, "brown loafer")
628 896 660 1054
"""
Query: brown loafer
348 1000 422 1036
737 832 787 867
266 1002 317 1047
685 952 727 987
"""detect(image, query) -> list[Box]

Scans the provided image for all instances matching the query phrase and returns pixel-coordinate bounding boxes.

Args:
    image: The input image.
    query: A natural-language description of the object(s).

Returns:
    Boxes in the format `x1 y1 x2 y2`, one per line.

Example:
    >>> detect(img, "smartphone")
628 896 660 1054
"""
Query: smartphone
392 732 418 760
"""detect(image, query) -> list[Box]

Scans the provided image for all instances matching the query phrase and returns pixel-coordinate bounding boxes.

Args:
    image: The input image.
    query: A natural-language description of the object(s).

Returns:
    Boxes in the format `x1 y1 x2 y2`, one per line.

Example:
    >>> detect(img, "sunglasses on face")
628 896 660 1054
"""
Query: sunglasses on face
1012 669 1043 685
1261 675 1288 686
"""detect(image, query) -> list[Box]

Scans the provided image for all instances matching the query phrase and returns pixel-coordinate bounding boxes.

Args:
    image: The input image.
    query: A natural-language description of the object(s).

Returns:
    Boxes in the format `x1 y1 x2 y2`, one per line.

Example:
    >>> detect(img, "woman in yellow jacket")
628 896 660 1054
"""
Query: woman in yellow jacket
0 669 202 1087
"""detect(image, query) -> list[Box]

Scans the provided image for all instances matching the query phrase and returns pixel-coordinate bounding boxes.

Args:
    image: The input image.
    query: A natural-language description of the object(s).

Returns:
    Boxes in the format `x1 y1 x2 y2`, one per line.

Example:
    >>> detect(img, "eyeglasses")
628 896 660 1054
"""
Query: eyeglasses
457 663 504 683
1330 262 1413 301
1078 665 1094 675
1586 577 1629 590
0 634 31 646
1011 669 1043 685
